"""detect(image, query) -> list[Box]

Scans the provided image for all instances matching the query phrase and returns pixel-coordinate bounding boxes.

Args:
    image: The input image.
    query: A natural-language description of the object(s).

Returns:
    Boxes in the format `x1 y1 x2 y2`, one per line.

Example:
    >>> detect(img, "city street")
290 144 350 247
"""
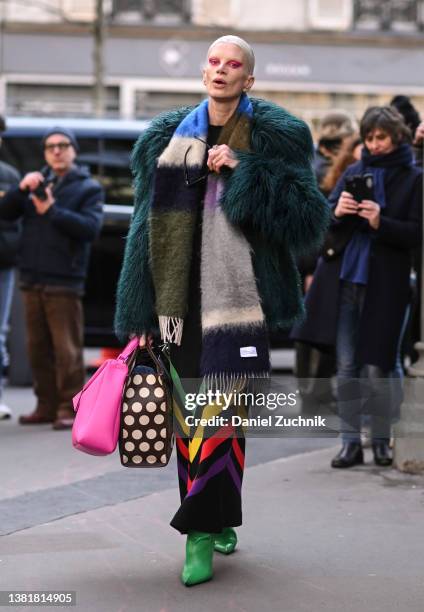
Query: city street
0 1 424 610
1 385 424 612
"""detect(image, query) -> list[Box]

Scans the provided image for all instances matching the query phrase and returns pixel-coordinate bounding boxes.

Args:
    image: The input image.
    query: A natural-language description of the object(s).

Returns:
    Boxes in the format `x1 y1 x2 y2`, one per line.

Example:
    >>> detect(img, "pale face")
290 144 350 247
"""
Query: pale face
353 142 363 161
203 43 254 101
364 128 395 156
44 134 76 175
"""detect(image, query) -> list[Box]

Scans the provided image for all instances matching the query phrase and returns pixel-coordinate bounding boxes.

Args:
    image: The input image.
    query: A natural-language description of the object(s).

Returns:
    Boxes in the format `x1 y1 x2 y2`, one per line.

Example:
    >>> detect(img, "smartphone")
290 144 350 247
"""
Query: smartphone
345 173 374 203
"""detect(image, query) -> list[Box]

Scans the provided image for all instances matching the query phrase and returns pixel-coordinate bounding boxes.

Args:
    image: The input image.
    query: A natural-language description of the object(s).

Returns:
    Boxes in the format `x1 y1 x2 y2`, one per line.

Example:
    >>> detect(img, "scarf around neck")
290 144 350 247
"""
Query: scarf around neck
150 94 270 381
361 142 414 170
357 143 414 209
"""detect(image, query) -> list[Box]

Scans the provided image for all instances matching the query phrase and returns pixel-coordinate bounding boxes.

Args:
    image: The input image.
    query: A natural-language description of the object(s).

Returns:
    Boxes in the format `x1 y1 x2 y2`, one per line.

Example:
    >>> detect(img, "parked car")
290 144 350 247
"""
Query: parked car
0 116 149 347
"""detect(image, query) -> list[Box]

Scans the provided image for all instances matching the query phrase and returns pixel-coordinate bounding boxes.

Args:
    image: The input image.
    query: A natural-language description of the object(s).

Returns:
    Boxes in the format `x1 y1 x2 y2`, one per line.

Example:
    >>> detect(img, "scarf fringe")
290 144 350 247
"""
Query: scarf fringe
159 316 184 346
203 371 270 395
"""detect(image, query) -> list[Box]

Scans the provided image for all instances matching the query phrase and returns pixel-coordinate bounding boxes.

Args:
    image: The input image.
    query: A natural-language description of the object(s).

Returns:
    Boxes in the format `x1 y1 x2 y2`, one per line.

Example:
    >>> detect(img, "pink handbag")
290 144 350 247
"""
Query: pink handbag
72 337 139 456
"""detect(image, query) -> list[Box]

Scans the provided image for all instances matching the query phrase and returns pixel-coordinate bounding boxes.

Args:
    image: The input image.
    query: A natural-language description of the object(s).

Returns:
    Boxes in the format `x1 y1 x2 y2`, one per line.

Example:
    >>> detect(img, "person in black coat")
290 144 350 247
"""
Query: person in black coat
293 106 422 468
0 127 104 429
390 96 422 363
0 115 20 419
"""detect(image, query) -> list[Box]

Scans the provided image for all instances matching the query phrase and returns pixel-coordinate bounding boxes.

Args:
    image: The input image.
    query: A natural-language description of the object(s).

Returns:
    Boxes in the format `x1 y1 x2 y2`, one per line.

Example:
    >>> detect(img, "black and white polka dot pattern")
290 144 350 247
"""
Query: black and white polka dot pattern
119 368 173 468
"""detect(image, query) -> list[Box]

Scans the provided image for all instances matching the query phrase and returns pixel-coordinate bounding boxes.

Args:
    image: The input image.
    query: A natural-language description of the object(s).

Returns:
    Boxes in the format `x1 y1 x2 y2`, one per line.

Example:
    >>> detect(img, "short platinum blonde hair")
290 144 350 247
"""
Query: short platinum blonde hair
206 35 255 75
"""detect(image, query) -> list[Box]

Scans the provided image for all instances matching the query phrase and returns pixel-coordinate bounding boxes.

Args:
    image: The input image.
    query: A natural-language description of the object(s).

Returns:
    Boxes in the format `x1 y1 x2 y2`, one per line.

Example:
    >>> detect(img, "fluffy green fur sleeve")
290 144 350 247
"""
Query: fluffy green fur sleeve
220 99 330 255
114 107 191 340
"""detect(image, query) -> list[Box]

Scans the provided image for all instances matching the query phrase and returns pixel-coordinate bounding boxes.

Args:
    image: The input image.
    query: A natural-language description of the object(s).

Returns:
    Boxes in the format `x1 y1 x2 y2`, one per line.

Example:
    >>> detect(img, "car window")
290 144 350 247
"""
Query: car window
78 137 135 206
0 137 44 174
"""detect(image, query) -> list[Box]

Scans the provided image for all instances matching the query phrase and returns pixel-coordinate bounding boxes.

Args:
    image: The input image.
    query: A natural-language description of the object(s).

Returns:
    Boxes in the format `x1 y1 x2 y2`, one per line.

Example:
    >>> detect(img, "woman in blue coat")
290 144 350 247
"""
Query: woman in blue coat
294 106 422 468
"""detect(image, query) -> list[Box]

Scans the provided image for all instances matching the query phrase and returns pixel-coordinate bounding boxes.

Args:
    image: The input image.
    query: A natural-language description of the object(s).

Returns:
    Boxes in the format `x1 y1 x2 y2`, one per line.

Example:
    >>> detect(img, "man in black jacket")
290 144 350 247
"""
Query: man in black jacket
0 116 20 419
0 127 104 429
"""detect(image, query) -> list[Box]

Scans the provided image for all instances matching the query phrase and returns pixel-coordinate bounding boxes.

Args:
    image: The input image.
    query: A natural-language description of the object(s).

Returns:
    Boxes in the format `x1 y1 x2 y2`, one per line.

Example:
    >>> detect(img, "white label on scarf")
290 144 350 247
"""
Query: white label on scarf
240 346 258 358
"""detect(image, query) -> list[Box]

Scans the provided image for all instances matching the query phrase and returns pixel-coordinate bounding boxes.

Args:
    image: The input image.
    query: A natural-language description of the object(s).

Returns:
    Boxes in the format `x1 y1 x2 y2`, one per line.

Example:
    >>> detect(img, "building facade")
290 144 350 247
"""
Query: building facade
0 0 423 126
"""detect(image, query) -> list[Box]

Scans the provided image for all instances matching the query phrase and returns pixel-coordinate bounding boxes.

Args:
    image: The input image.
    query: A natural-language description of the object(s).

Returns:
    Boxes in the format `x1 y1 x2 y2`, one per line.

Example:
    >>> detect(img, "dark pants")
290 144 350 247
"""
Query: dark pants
22 288 85 420
0 268 15 399
336 281 405 443
295 341 336 409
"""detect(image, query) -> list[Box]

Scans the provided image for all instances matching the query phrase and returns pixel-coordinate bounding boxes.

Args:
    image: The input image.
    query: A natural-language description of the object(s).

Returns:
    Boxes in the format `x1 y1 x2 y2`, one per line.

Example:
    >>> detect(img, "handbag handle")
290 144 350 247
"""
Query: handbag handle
118 337 140 362
74 337 139 413
127 341 168 377
142 342 166 376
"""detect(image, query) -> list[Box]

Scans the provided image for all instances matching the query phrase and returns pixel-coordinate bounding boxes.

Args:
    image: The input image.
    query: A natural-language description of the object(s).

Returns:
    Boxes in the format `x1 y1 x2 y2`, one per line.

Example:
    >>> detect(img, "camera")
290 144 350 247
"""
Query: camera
32 181 48 201
25 170 55 201
345 173 375 203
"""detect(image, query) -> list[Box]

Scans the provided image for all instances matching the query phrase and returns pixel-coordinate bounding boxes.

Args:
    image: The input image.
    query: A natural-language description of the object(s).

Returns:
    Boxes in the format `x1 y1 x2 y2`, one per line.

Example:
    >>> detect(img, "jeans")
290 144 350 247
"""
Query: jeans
336 281 405 443
0 268 15 398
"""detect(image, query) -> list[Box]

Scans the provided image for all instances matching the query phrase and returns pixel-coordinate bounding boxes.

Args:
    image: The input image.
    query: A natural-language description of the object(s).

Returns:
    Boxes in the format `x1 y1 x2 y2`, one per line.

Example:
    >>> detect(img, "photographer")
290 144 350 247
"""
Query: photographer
293 106 422 468
0 127 104 430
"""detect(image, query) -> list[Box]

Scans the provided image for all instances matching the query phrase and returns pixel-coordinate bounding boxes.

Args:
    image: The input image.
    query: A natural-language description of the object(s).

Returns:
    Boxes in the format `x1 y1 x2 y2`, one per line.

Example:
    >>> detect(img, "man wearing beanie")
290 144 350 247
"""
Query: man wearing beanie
0 127 104 429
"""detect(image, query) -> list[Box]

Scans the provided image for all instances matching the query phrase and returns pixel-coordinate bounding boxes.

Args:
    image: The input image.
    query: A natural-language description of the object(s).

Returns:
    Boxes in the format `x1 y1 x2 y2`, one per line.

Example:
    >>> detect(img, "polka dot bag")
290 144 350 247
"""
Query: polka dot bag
119 343 174 467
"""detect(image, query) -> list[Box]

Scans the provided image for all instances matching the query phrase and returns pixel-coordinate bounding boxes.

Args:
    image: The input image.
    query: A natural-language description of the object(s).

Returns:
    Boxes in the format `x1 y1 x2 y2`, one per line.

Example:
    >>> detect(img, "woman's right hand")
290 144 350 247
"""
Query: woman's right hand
334 191 359 218
138 333 153 347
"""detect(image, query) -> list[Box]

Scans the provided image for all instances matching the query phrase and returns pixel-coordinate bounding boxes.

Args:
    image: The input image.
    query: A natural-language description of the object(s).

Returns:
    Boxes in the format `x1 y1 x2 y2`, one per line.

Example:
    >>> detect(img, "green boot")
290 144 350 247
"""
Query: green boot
181 531 214 586
214 527 237 555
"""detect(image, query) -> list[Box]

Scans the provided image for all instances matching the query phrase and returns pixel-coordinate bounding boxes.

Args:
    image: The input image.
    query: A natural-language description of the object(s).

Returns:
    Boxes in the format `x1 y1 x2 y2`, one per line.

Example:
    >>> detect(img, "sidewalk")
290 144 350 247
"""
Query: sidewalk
1 440 424 612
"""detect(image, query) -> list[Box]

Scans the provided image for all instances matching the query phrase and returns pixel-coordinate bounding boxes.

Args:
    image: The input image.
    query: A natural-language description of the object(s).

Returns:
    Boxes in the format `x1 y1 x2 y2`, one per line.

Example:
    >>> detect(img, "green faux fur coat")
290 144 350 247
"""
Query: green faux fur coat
114 97 330 341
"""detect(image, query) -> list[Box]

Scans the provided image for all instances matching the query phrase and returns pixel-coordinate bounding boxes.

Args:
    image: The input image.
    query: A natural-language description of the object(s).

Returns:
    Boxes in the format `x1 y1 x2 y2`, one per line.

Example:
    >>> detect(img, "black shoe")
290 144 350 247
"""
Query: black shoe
372 441 393 466
331 442 364 468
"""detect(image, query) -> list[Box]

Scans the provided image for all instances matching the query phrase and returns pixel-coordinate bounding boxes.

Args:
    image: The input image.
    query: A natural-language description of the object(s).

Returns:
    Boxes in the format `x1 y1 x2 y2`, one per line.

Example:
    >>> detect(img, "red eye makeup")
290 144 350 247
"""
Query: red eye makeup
208 57 243 68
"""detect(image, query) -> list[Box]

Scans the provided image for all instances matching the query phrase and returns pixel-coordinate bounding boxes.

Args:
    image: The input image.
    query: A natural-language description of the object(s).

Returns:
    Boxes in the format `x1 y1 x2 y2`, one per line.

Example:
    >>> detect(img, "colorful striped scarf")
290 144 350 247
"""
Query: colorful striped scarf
150 94 270 382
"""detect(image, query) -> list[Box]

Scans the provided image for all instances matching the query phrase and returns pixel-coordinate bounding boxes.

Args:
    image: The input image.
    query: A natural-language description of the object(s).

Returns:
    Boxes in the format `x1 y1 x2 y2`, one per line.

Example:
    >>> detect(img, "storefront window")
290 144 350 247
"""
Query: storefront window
353 0 423 31
111 0 190 22
135 91 203 119
6 84 120 118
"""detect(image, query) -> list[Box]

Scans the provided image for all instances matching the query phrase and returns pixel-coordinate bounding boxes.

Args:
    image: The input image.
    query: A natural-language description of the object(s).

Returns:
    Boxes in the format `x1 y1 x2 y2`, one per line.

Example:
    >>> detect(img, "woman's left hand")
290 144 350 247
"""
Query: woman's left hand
357 200 381 230
207 145 239 173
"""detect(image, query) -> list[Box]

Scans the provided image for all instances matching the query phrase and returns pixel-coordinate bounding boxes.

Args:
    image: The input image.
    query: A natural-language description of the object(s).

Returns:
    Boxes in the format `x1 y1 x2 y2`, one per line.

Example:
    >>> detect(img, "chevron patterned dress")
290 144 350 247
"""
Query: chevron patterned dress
171 391 247 534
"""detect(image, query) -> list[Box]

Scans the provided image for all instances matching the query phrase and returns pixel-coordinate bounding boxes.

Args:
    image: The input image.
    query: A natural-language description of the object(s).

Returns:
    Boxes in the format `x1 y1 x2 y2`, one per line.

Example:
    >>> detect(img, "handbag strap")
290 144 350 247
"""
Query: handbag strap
74 337 139 412
118 337 139 362
144 342 166 375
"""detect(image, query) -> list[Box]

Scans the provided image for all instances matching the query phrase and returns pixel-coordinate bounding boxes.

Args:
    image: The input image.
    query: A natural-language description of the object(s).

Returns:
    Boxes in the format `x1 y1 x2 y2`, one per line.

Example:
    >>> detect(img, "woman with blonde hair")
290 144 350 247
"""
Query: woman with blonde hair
115 35 328 586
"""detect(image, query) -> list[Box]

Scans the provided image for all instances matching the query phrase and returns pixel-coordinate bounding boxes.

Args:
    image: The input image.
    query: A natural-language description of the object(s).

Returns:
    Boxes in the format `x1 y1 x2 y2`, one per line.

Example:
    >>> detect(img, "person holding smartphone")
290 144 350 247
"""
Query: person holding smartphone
294 106 422 468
